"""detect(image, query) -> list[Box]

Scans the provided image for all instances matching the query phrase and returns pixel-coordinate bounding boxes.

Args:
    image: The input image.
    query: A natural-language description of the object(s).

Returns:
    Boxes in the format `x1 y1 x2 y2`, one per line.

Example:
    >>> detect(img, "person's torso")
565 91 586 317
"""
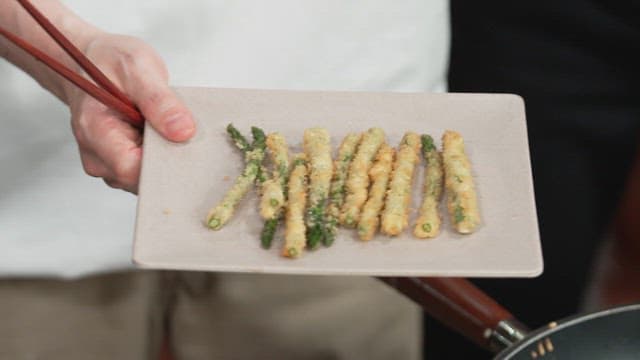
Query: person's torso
0 0 449 278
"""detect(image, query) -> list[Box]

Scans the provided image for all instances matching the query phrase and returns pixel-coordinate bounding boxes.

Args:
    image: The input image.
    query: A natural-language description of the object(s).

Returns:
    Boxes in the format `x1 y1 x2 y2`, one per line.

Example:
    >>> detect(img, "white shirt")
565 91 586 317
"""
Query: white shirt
0 0 449 278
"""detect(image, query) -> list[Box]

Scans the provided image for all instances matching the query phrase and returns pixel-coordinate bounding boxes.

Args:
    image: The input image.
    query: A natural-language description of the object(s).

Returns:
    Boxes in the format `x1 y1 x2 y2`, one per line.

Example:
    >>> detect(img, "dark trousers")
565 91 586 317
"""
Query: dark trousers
424 1 640 358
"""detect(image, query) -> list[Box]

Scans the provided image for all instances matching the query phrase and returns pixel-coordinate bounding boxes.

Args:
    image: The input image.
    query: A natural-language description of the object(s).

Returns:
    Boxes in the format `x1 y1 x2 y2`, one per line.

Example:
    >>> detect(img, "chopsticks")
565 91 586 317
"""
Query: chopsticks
0 0 144 128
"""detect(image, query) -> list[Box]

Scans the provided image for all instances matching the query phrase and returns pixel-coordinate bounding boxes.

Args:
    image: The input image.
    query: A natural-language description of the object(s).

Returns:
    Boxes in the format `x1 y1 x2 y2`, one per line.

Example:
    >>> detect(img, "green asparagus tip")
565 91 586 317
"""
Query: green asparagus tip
250 127 267 149
226 123 250 151
226 123 241 138
322 232 335 247
421 134 435 152
306 226 323 249
208 218 221 229
260 218 279 249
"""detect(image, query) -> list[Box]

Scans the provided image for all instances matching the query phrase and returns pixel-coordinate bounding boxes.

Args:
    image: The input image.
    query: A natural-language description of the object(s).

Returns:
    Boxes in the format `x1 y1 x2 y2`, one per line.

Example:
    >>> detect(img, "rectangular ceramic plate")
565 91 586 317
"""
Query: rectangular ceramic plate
133 87 542 277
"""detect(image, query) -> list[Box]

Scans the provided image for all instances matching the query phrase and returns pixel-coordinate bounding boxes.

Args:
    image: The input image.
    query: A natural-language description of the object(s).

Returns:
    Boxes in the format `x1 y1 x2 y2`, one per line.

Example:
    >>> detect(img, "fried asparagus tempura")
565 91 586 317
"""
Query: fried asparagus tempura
381 132 421 236
259 133 290 248
340 128 385 227
358 144 395 241
283 154 308 258
442 130 480 234
303 128 333 249
326 133 361 244
414 135 444 238
206 125 266 230
260 133 289 220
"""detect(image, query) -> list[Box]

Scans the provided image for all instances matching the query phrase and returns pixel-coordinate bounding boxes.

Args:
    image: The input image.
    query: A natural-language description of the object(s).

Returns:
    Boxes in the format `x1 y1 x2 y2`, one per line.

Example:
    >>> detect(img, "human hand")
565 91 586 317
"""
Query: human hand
66 32 195 193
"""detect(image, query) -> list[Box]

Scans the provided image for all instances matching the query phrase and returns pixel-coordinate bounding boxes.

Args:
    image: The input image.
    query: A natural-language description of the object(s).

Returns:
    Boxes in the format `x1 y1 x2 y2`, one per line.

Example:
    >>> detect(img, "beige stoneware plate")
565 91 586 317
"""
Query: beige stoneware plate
133 87 542 277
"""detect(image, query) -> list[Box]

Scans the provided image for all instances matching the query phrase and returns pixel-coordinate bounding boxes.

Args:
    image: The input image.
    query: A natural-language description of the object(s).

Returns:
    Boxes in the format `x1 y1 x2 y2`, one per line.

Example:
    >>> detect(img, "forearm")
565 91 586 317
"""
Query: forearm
0 0 102 103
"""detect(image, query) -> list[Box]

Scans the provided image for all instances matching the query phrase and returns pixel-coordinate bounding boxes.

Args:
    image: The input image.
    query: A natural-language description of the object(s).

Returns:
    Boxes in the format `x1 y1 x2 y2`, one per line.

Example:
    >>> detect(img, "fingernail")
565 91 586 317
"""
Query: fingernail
165 113 195 140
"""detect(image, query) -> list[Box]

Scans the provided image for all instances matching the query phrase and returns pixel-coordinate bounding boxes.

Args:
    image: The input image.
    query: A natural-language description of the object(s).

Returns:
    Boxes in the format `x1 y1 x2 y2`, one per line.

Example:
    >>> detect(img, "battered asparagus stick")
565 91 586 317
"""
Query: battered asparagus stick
340 128 385 227
442 130 480 234
260 133 289 219
381 132 421 236
413 135 444 238
259 133 290 248
325 133 361 246
329 134 361 209
357 144 395 241
283 154 308 258
206 125 266 230
303 128 333 249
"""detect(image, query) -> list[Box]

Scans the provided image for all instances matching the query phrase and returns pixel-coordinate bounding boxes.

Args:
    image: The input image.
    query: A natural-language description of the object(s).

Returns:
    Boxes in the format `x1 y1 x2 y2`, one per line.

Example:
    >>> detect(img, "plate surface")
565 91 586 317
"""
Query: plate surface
133 87 542 277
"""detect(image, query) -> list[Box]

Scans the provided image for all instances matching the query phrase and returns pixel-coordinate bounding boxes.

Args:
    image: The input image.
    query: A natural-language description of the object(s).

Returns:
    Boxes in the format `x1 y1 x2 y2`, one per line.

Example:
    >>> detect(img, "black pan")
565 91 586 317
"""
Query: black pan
382 277 640 358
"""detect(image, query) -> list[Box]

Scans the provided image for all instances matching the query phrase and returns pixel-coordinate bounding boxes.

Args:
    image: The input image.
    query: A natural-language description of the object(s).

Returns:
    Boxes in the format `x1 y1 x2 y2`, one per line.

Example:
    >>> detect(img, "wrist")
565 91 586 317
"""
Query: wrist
2 0 105 104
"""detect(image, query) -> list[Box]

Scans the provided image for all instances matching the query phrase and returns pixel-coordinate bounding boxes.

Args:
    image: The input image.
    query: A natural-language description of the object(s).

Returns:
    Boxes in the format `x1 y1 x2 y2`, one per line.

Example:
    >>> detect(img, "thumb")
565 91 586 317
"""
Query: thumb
132 79 195 142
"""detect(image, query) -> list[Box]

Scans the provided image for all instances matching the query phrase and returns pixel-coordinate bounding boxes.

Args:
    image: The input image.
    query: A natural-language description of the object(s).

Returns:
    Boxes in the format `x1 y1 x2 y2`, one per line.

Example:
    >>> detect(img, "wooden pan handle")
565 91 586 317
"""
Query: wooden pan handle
381 277 521 350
